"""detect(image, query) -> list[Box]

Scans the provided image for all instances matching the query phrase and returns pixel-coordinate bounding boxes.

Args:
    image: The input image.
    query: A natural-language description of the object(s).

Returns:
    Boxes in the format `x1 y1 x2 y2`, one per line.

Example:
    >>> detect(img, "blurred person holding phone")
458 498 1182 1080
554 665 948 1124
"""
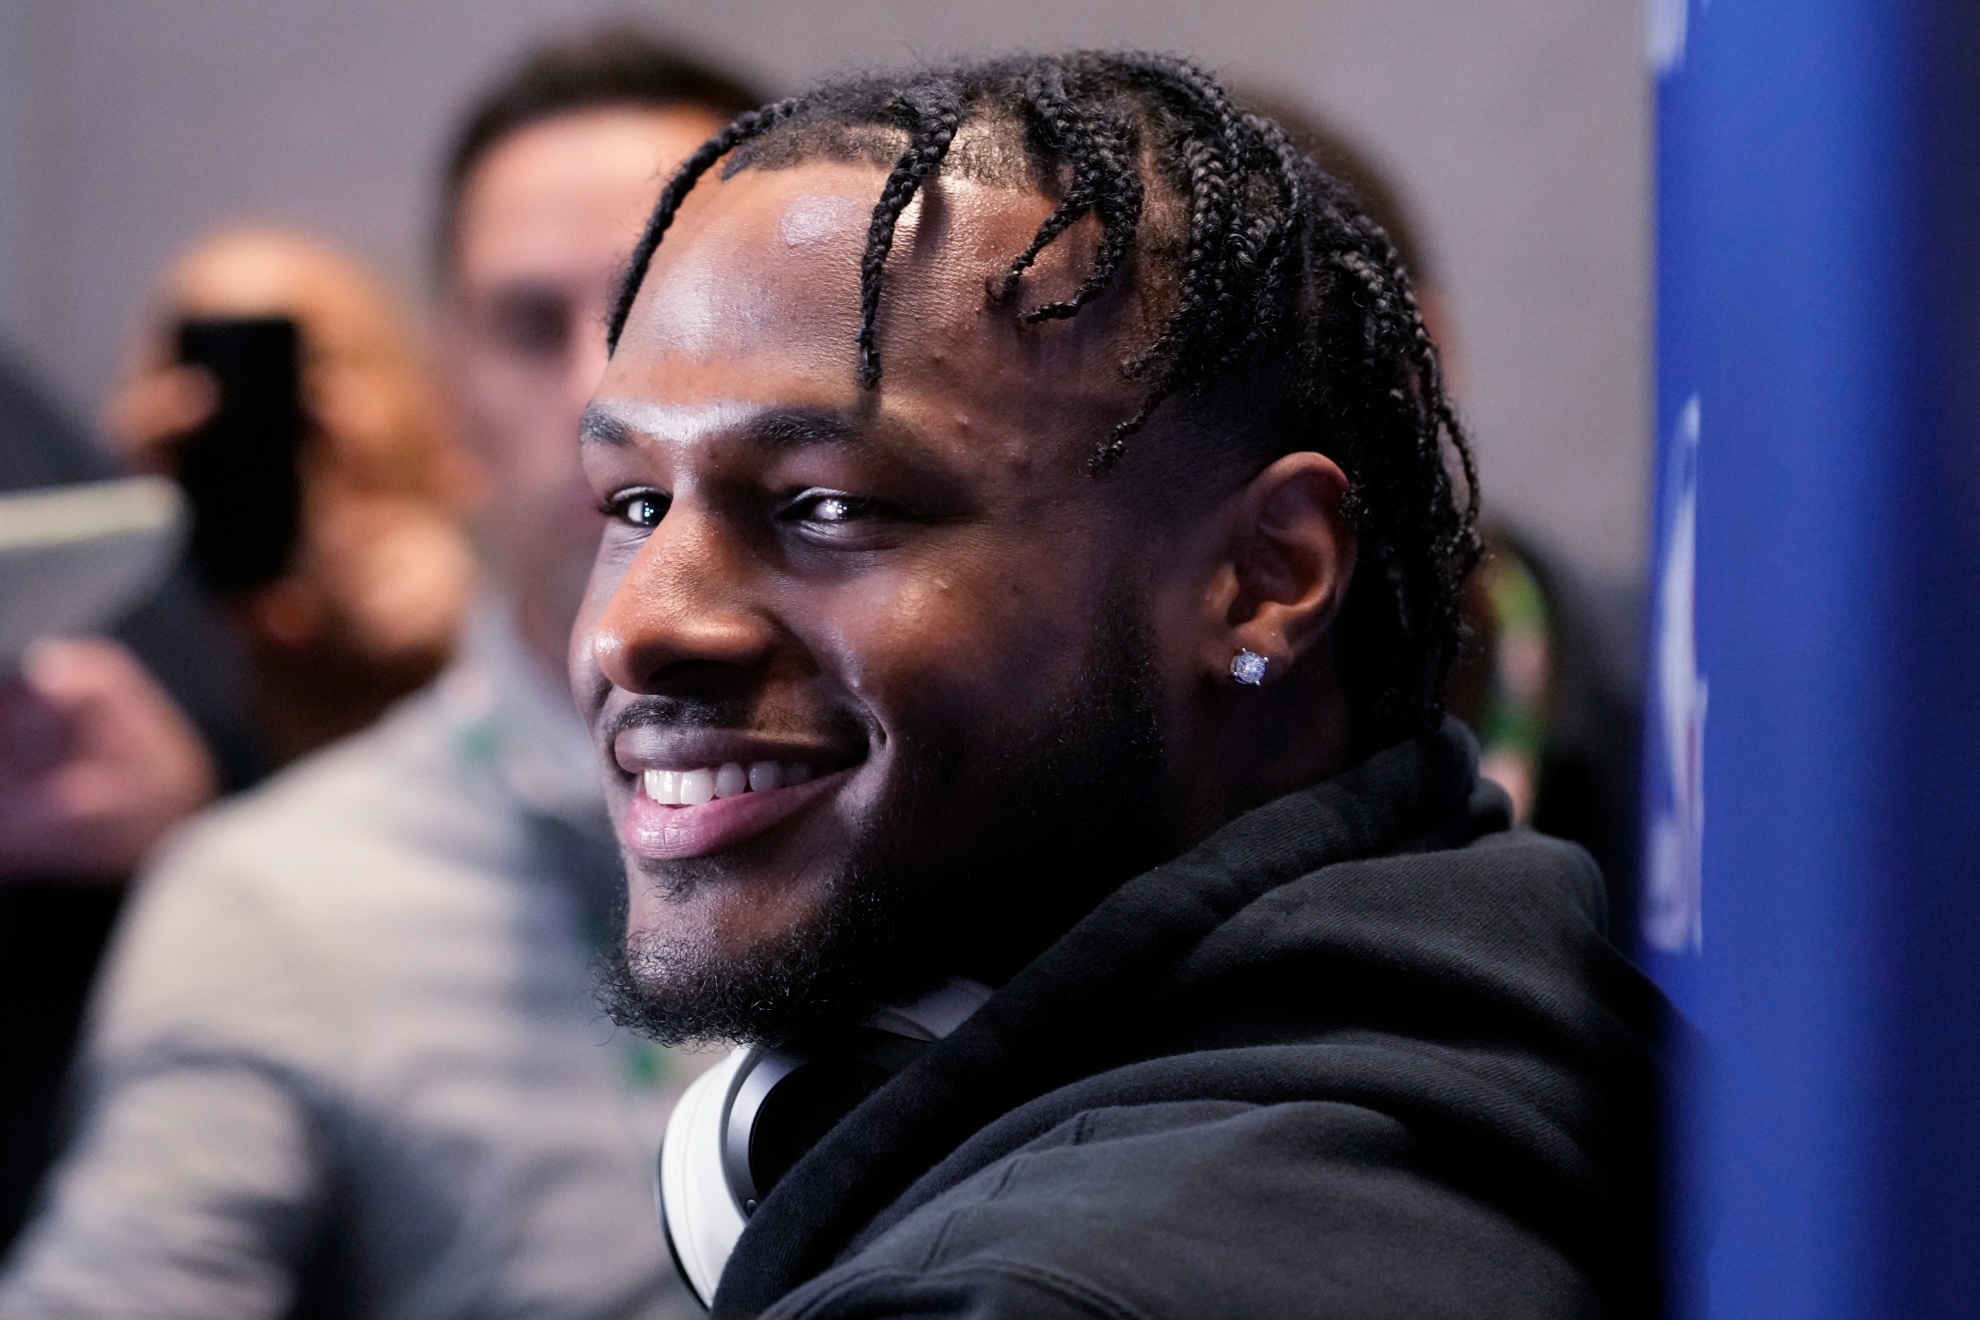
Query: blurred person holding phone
108 228 477 763
0 638 214 881
0 29 761 1320
1 231 473 1230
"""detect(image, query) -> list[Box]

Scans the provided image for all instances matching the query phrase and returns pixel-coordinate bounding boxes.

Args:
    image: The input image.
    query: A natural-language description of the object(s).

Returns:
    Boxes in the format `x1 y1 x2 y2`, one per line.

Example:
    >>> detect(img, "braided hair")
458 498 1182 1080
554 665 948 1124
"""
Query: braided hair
605 51 1481 753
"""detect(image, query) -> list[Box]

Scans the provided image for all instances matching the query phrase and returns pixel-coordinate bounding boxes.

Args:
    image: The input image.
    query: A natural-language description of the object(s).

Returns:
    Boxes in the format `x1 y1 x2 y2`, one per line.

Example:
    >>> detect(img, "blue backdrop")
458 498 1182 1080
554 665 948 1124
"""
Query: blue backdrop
1644 1 1980 1315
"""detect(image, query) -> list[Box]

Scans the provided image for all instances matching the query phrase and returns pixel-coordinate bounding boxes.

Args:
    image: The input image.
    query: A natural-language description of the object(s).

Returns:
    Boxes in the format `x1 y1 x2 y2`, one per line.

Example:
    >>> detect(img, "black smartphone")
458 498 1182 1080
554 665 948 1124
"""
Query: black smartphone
173 316 304 595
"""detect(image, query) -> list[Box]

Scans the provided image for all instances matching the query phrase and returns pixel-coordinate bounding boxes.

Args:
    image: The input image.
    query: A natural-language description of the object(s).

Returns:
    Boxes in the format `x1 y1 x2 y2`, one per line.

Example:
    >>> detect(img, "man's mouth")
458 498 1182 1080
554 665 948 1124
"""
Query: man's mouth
608 710 867 861
639 760 816 805
621 762 851 861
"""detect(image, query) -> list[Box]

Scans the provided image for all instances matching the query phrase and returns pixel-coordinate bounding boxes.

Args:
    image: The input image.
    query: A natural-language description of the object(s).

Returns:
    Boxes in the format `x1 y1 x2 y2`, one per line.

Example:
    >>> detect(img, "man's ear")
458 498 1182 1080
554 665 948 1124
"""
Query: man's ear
1197 451 1356 684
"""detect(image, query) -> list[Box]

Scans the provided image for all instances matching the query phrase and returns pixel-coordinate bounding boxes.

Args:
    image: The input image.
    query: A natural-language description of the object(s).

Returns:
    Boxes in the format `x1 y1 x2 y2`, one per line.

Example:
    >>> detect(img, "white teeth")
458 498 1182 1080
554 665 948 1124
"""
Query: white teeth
642 762 821 805
678 768 716 805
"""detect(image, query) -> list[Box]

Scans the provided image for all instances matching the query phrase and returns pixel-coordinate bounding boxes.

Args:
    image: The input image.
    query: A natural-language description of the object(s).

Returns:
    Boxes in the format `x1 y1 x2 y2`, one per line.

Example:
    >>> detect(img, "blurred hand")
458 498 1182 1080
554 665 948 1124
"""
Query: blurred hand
323 498 477 663
104 362 218 475
242 494 475 665
0 637 217 882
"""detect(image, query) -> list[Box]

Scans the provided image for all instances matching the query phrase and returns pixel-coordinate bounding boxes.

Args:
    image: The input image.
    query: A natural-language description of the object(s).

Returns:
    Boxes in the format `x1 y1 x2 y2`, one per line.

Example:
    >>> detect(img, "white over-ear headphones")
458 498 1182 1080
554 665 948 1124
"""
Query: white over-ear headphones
657 979 992 1307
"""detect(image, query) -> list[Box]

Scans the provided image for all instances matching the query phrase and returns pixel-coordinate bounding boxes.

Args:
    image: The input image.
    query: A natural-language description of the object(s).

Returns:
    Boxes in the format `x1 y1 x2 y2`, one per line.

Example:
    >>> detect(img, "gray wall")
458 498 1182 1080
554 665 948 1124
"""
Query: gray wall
0 0 1652 585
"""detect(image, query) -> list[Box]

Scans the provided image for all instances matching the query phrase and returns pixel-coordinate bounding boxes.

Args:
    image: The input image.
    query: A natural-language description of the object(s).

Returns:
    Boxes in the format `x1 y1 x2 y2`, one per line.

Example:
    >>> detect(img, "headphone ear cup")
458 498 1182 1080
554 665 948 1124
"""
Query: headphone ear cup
658 1048 754 1308
722 1027 930 1211
657 981 991 1306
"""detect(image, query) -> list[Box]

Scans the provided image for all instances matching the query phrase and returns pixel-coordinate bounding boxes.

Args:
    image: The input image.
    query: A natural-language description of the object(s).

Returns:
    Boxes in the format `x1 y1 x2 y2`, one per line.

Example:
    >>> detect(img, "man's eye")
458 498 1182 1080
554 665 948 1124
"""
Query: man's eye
484 288 576 361
613 492 667 529
787 490 877 525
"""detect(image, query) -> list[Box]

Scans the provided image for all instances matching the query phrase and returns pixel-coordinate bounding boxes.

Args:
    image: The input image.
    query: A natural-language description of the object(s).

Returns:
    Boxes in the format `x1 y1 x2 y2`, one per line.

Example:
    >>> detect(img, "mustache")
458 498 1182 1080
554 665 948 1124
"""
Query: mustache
604 695 757 745
603 693 870 747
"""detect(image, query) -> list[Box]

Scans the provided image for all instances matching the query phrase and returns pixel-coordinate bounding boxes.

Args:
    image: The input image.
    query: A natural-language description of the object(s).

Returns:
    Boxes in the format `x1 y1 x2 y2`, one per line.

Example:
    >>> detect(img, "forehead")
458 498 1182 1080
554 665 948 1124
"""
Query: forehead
453 105 725 286
162 233 406 360
599 159 1148 466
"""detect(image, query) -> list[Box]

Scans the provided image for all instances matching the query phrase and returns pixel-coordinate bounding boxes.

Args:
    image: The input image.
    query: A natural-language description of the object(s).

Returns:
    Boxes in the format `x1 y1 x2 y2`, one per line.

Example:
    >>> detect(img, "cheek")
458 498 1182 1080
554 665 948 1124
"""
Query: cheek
461 354 534 427
473 402 591 519
465 359 577 456
800 538 1106 743
571 546 635 696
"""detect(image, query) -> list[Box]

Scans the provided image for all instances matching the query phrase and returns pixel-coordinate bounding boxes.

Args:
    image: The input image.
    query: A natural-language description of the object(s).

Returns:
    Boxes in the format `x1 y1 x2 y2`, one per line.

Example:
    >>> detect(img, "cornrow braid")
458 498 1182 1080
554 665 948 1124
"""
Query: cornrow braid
1097 54 1288 466
855 88 963 387
991 70 1142 325
1021 106 1143 324
604 51 1482 752
989 68 1092 305
605 96 803 352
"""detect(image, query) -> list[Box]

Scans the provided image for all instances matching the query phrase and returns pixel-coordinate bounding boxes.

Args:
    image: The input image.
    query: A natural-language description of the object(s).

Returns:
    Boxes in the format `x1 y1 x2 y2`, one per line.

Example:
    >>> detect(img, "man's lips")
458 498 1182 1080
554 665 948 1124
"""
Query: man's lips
621 766 851 860
607 718 866 860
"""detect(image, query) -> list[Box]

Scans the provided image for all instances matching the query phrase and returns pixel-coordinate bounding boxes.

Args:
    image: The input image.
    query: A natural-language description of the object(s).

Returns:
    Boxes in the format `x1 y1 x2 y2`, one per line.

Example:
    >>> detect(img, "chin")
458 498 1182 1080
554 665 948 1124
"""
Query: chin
626 849 838 953
605 847 945 1048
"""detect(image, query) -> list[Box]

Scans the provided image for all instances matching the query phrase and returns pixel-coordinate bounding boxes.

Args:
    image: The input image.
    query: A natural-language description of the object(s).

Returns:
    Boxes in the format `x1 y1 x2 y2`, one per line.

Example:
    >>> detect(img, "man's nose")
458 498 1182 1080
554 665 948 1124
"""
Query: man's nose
569 321 612 409
585 509 780 696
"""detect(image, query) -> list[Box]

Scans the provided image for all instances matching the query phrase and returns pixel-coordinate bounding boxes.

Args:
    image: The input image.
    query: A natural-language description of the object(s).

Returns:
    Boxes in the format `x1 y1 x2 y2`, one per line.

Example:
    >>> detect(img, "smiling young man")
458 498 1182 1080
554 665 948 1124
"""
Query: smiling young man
575 53 1670 1320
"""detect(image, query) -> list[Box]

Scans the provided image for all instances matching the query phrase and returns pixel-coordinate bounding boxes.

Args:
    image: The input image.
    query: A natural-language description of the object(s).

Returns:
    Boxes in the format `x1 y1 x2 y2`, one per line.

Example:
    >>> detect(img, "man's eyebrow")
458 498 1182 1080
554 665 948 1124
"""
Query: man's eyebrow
578 405 635 447
578 402 870 452
747 409 863 451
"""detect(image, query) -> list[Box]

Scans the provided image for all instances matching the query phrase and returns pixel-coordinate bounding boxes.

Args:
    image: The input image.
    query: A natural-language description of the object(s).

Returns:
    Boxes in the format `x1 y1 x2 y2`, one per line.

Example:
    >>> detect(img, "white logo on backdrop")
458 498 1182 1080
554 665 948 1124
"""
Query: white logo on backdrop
1647 0 1707 78
1644 395 1707 954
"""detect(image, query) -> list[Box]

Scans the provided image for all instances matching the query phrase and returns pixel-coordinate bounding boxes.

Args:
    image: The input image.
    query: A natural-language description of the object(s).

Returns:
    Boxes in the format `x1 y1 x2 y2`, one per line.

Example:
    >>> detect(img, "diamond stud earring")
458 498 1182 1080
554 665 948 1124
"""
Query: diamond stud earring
1230 648 1268 686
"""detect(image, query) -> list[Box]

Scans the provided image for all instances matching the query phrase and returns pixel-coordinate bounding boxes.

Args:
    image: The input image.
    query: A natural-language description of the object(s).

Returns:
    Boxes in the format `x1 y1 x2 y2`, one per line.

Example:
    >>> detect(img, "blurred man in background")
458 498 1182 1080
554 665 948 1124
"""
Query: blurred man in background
0 29 761 1320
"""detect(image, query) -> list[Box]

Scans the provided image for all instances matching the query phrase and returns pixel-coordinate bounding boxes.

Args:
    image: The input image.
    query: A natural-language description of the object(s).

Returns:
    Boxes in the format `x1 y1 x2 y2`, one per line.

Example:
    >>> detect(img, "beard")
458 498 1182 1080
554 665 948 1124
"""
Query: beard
598 597 1173 1048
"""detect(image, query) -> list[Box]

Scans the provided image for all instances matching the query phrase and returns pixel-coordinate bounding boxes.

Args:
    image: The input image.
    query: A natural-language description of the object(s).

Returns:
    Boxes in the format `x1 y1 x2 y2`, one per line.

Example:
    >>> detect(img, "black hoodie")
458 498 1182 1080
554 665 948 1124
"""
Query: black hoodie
714 722 1673 1319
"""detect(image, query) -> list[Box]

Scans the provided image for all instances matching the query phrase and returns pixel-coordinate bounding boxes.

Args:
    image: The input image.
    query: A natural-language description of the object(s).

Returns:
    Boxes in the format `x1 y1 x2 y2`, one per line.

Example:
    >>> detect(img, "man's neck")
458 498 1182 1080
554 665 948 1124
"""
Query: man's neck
1173 658 1358 852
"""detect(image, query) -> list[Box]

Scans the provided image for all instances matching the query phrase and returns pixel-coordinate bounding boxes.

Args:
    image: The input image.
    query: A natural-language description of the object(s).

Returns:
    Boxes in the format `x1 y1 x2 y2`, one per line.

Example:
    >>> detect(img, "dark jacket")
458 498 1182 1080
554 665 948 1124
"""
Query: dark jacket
718 722 1673 1319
